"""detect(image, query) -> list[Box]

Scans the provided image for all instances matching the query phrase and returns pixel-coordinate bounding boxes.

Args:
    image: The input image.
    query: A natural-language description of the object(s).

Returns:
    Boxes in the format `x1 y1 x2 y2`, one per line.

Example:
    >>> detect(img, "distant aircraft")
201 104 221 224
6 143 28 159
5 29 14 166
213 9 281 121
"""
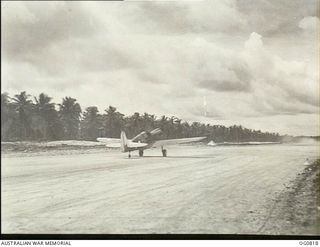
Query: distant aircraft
97 128 206 158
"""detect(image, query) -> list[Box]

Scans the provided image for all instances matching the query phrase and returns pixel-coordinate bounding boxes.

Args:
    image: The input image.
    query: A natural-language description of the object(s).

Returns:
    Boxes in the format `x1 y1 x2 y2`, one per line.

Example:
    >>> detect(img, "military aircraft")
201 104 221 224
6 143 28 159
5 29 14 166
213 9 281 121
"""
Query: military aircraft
97 128 206 158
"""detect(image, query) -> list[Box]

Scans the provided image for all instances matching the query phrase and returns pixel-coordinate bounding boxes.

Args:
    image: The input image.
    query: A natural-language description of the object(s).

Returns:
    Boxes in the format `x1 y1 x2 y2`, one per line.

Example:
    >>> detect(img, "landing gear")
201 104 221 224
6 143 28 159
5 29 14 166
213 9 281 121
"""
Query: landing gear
128 152 131 158
161 146 167 157
139 150 144 157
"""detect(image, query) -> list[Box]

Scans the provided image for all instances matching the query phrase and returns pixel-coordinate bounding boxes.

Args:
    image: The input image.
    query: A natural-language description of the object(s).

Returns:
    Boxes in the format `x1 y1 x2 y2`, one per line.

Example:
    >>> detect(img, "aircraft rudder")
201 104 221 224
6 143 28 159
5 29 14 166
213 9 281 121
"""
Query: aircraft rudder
120 130 128 152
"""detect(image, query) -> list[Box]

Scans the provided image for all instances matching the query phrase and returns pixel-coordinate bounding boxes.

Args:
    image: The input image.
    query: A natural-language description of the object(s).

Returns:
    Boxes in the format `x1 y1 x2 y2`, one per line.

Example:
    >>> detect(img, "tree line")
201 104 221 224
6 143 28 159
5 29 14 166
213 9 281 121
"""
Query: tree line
1 91 282 142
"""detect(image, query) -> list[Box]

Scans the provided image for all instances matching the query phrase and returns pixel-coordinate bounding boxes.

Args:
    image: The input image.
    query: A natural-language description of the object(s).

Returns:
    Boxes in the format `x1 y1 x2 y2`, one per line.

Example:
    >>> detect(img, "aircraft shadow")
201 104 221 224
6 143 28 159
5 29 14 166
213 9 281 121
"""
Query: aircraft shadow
129 155 212 159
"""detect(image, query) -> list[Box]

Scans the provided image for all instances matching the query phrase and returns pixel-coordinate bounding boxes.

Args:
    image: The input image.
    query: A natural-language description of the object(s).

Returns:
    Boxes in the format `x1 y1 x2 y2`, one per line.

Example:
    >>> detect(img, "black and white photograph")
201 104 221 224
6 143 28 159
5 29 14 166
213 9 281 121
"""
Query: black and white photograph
1 0 319 238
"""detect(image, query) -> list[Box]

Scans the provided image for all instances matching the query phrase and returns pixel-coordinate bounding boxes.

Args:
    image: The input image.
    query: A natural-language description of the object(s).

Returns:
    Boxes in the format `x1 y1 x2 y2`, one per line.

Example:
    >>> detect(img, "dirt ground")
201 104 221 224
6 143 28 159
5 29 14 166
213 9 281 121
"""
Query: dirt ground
261 159 320 235
1 143 319 234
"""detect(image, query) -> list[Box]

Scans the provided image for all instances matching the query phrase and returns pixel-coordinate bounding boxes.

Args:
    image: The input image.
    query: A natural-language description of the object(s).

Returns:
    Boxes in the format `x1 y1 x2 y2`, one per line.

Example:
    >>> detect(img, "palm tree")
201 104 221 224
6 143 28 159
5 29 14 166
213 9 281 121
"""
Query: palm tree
81 106 102 140
11 91 34 140
1 93 17 141
34 93 55 112
34 93 57 140
156 115 176 139
1 93 10 130
181 121 191 138
103 106 124 138
59 97 82 140
125 112 142 138
167 116 178 138
142 113 156 131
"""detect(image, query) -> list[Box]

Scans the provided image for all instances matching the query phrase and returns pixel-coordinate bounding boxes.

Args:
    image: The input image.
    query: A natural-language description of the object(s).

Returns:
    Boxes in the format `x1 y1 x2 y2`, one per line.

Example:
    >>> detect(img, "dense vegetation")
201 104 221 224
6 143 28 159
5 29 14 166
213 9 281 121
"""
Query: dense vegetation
1 91 282 142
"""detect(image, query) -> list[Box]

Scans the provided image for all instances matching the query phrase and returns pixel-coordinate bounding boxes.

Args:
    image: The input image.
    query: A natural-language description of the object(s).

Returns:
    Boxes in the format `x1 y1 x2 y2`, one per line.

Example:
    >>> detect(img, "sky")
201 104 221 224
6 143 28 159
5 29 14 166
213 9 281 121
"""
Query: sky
1 0 319 136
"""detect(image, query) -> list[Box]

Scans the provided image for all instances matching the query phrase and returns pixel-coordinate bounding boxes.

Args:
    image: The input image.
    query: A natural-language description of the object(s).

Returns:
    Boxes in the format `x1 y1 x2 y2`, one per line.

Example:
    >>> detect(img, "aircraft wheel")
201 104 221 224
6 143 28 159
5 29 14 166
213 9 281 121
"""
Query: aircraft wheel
128 152 131 158
139 150 144 157
162 149 167 157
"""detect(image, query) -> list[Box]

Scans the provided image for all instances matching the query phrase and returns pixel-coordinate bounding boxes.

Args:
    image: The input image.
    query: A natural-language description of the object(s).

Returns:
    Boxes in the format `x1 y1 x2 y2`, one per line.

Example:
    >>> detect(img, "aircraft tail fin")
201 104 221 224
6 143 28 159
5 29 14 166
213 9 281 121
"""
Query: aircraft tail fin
120 131 128 152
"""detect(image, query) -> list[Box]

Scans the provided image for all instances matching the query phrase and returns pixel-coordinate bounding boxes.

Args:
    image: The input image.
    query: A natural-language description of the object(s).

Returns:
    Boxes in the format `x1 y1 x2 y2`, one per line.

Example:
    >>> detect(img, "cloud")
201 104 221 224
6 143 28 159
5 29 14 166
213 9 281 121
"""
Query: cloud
122 0 247 35
237 0 319 36
242 32 319 115
244 32 263 50
1 0 319 135
298 16 320 32
2 1 100 61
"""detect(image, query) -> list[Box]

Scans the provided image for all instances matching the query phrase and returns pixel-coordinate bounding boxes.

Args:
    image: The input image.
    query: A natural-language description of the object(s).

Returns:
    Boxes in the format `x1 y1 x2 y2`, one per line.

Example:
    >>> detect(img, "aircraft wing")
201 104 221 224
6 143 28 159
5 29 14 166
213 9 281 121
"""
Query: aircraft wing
105 143 121 148
106 142 147 149
152 136 206 147
97 137 148 149
97 137 121 148
127 141 148 148
97 137 120 144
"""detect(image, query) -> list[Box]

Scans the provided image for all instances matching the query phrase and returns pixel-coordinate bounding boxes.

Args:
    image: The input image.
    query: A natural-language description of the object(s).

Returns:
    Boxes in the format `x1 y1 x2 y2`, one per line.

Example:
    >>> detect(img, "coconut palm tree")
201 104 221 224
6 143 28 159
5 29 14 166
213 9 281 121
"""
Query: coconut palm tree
103 106 124 138
59 97 82 140
34 93 59 140
11 91 34 140
81 106 102 140
141 113 156 131
1 93 18 141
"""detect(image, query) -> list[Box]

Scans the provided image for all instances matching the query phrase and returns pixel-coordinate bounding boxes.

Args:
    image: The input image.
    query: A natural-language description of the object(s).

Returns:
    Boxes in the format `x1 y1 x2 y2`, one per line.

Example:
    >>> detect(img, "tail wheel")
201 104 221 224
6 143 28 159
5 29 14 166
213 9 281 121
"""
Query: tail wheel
162 149 167 157
139 150 144 157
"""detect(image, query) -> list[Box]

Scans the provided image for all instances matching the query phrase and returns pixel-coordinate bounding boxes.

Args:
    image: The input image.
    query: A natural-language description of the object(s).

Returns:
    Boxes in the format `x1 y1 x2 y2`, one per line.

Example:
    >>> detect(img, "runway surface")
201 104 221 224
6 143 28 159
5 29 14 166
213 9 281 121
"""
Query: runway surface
1 143 319 234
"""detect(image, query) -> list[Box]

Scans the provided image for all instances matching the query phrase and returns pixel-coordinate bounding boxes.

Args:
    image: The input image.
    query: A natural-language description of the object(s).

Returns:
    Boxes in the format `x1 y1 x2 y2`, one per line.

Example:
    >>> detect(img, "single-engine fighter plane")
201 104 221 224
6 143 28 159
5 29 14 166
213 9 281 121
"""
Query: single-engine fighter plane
97 128 206 158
